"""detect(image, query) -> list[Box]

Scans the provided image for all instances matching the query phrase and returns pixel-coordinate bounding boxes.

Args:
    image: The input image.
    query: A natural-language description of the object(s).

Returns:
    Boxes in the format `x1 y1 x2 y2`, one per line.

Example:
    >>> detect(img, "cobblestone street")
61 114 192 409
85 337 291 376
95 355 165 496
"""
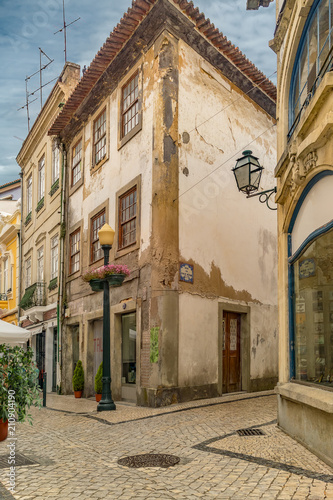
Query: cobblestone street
0 391 332 499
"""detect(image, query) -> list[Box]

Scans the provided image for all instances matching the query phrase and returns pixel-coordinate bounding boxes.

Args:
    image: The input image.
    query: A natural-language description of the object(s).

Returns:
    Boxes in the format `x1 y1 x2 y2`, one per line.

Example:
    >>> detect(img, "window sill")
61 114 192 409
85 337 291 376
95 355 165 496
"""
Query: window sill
90 155 109 175
118 120 142 150
276 381 333 414
69 177 83 197
115 242 139 259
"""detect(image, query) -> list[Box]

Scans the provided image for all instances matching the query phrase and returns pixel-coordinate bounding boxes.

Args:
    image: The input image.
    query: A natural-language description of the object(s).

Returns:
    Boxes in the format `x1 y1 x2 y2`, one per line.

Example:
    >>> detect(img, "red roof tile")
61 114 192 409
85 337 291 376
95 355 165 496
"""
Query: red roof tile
49 0 276 136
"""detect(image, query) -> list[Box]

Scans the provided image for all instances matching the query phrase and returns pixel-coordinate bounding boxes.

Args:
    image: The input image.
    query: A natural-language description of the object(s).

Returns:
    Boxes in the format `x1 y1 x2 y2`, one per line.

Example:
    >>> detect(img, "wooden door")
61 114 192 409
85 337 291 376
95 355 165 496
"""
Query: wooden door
222 312 241 393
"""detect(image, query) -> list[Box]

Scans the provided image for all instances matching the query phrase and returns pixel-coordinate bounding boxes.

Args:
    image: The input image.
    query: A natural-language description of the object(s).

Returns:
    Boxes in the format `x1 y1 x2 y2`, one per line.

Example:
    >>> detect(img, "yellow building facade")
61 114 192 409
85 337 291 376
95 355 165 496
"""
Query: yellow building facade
0 206 21 325
271 0 333 467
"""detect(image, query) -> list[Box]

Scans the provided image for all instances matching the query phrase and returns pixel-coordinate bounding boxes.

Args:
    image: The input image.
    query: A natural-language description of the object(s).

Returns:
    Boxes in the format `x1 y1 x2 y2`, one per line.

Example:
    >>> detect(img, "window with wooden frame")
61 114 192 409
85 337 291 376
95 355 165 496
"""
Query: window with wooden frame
93 109 106 165
52 140 60 184
70 229 80 274
51 236 59 280
90 209 106 263
121 73 139 139
27 175 32 214
118 187 137 250
25 257 32 289
38 156 45 201
72 140 82 186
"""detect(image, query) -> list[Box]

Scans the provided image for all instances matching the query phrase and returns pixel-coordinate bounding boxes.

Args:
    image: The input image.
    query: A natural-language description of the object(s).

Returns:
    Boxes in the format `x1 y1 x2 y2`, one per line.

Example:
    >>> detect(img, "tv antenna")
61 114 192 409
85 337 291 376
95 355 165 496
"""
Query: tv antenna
17 48 56 132
54 0 80 63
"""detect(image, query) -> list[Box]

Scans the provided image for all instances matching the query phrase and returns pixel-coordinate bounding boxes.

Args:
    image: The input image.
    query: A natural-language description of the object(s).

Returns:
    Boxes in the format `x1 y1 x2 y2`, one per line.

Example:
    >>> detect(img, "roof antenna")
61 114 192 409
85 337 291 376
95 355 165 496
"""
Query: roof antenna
54 0 80 63
17 49 56 132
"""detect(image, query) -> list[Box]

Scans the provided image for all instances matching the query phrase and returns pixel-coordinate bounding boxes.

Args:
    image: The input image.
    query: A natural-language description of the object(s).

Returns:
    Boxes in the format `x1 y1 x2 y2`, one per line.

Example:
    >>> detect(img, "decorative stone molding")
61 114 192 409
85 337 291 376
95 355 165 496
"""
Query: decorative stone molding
302 151 318 177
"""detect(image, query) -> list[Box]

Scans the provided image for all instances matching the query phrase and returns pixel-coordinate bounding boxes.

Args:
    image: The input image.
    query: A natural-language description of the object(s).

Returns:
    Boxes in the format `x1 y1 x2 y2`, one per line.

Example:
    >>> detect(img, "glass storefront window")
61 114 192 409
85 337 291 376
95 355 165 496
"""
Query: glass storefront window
122 313 136 384
293 230 333 387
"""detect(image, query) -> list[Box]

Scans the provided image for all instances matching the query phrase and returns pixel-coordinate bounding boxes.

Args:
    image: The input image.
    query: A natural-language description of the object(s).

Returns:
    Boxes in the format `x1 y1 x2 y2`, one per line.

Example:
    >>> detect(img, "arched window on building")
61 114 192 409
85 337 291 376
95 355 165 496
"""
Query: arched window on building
289 0 333 138
289 172 333 387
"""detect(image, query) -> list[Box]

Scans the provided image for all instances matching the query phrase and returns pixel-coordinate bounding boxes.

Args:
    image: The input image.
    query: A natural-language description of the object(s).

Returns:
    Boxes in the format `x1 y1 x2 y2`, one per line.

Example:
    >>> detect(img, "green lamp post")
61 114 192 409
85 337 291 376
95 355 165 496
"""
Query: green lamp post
97 223 116 412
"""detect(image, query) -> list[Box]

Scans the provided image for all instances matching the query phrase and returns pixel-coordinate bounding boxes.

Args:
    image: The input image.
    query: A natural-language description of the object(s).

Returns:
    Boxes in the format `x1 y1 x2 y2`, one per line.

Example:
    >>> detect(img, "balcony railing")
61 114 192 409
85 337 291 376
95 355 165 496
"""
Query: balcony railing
19 282 46 310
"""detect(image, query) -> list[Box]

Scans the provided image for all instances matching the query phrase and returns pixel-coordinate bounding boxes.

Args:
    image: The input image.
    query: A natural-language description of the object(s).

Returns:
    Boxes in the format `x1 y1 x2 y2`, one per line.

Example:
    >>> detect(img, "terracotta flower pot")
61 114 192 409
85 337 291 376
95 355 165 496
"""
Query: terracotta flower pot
74 390 82 398
0 419 8 442
95 394 102 402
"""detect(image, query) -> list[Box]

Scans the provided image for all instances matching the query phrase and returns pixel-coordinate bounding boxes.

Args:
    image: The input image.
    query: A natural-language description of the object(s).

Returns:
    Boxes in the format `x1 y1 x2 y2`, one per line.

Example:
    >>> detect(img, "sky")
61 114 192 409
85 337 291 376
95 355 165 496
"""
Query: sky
0 0 277 187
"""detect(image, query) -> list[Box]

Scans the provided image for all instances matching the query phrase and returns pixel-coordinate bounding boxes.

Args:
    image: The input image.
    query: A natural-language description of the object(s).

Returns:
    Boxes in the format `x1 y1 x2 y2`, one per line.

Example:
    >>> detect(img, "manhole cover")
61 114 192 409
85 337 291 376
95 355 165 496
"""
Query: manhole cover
236 428 265 437
118 453 180 468
0 453 39 469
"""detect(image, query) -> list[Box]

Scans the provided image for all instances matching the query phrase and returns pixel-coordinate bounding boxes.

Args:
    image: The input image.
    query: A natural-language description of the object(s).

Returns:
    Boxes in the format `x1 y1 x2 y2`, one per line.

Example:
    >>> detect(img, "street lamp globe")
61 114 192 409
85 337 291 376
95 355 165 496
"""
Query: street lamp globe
98 223 115 247
232 150 263 196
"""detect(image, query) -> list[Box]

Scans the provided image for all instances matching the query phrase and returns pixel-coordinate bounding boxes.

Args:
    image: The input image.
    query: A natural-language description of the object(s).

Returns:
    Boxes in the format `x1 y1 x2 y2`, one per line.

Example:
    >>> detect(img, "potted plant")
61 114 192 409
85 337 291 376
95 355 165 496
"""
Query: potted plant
94 362 103 402
72 360 84 398
0 345 42 441
82 264 130 291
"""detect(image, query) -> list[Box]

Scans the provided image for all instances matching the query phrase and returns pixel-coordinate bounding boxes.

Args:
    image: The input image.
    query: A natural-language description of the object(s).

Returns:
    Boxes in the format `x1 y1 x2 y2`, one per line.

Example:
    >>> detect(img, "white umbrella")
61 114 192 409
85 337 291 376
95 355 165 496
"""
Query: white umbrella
0 320 31 345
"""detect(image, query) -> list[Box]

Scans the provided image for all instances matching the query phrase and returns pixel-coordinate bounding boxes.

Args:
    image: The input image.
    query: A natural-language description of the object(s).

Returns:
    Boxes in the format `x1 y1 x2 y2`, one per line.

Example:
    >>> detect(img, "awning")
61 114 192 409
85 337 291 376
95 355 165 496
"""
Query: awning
0 319 31 345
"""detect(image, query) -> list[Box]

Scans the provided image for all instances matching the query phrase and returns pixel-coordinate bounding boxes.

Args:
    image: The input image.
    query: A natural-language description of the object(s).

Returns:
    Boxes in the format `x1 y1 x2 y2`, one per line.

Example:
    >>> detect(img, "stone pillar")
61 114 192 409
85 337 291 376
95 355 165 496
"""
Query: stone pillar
148 31 180 406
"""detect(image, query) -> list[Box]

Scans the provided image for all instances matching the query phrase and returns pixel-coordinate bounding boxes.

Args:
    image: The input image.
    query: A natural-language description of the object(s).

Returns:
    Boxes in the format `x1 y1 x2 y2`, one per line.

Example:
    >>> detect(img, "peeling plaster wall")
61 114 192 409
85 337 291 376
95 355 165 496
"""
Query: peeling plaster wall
178 41 278 388
179 294 218 387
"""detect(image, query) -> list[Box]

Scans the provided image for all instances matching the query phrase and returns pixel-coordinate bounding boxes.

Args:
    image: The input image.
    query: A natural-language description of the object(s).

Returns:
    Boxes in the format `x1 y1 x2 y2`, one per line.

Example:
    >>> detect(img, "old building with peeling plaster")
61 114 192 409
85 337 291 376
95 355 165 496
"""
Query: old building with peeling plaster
47 0 278 407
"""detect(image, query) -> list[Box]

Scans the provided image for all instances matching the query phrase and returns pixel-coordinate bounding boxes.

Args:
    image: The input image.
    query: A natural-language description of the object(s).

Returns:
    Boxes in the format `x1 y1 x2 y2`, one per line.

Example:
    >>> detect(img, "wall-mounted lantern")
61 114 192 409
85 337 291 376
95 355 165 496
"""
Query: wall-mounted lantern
232 150 277 210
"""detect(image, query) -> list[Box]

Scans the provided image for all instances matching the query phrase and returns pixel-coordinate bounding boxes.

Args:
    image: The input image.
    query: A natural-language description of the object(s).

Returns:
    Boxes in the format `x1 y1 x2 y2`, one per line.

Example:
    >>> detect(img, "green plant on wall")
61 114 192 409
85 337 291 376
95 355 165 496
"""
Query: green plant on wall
150 327 159 364
72 360 84 392
94 362 103 394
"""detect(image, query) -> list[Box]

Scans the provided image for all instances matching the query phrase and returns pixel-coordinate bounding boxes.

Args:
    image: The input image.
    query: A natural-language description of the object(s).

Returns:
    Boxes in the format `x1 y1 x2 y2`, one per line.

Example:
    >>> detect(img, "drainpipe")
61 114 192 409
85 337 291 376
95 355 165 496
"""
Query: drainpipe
18 172 23 326
57 140 67 393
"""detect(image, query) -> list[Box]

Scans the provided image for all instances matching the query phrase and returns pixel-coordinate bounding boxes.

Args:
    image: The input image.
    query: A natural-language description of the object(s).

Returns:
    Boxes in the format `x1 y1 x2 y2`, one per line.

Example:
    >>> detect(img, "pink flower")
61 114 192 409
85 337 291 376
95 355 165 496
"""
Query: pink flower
81 263 130 282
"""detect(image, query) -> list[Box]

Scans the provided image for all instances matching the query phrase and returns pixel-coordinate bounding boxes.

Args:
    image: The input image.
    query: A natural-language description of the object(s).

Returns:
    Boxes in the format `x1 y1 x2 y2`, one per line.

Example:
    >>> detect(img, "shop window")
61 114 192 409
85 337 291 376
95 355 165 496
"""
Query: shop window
293 229 333 387
289 0 333 138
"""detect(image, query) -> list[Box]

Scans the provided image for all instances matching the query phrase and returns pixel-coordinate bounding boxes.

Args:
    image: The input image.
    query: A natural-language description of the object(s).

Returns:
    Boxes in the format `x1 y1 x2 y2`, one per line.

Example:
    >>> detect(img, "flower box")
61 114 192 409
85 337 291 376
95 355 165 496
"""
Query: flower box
106 274 126 287
82 264 130 291
89 279 105 292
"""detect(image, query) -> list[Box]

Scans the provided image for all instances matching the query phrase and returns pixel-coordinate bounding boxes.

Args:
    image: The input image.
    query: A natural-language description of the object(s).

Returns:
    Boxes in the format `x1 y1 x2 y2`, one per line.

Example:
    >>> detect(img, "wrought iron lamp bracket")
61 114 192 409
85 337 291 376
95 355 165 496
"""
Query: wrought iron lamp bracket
247 187 277 211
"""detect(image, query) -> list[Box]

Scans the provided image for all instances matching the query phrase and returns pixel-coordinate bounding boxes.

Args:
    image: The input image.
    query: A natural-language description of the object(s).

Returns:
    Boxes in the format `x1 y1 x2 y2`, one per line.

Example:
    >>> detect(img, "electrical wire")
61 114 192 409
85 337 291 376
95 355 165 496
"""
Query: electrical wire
173 121 277 202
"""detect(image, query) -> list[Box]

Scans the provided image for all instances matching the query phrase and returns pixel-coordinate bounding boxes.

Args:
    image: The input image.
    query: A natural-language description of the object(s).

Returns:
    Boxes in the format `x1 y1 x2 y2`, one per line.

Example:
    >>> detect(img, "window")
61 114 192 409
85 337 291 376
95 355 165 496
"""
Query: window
52 140 60 184
293 229 333 387
37 247 44 282
289 0 333 137
51 236 58 280
3 258 8 293
25 257 32 289
119 187 137 249
70 229 80 274
38 156 45 201
72 140 82 186
27 175 32 215
121 73 139 138
93 110 106 165
91 210 106 263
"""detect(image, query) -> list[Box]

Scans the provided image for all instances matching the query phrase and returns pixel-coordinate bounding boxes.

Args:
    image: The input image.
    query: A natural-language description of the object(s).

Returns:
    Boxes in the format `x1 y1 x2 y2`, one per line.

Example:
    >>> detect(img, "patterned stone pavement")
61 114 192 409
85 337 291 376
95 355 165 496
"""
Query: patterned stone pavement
0 391 333 499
